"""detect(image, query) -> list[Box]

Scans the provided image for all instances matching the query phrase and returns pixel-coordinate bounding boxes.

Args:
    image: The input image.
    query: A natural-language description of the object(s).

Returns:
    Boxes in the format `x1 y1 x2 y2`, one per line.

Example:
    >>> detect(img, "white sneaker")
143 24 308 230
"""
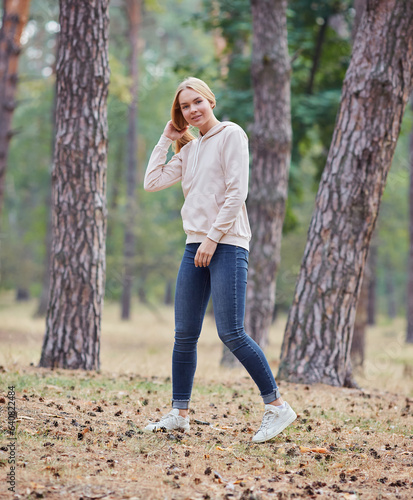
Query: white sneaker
144 409 190 433
252 402 297 443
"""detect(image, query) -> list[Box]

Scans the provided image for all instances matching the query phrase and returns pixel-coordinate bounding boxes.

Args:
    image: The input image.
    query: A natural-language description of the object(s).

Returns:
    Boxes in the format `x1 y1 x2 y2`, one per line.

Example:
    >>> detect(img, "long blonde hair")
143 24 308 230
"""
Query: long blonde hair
171 77 216 153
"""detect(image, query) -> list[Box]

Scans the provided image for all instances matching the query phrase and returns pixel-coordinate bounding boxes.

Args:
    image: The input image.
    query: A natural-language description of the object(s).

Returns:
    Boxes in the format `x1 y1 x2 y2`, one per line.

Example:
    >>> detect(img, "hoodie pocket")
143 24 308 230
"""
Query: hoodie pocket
181 193 220 234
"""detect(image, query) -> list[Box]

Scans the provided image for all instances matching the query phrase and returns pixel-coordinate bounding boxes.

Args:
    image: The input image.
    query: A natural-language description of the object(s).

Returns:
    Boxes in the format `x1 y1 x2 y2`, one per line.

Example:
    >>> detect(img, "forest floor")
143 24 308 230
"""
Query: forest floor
0 294 413 499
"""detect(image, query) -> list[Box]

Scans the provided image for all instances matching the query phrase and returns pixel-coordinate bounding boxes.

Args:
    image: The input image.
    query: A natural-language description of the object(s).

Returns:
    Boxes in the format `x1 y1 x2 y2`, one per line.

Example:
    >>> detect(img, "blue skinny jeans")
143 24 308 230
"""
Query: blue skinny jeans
172 243 281 409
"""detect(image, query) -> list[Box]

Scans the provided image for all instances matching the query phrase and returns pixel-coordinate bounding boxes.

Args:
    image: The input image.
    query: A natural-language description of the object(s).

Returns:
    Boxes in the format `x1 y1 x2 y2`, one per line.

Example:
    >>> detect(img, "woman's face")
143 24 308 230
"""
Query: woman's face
178 88 215 133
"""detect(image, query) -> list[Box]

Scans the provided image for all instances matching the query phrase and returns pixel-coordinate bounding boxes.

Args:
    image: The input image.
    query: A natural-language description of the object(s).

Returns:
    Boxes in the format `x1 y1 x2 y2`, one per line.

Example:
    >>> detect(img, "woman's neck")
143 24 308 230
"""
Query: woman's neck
199 116 220 136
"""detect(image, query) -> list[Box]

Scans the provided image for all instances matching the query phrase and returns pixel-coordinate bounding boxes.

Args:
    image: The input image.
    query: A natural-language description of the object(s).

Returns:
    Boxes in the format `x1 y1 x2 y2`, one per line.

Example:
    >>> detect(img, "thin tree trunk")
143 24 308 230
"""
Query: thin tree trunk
385 256 397 319
107 138 124 243
407 96 413 343
278 0 413 387
367 235 377 325
351 257 369 369
244 0 291 349
307 16 328 95
0 0 31 217
121 0 140 320
137 269 147 304
35 194 53 316
39 0 110 370
36 36 59 317
164 280 174 306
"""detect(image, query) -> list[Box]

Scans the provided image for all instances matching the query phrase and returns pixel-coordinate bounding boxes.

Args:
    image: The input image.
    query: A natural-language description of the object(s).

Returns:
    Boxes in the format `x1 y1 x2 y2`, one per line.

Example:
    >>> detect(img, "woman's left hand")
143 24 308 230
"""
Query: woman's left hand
194 238 218 267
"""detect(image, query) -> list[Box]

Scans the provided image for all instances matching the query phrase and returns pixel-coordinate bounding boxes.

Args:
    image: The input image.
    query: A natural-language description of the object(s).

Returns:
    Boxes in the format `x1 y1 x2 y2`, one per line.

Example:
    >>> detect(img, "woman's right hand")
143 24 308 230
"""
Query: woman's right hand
163 120 189 141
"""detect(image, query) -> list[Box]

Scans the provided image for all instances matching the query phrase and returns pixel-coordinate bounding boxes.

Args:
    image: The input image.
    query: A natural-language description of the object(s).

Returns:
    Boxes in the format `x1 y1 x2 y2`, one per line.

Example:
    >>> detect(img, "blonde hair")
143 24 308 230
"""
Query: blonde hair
171 77 216 153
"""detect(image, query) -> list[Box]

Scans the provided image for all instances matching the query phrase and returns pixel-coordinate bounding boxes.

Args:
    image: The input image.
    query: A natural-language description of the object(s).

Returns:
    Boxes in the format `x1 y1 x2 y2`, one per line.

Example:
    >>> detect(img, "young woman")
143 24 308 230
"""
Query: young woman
143 77 296 443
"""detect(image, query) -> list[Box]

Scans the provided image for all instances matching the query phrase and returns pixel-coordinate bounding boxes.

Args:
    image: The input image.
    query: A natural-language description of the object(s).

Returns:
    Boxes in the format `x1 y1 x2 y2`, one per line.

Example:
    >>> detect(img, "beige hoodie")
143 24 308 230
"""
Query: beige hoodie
144 121 251 250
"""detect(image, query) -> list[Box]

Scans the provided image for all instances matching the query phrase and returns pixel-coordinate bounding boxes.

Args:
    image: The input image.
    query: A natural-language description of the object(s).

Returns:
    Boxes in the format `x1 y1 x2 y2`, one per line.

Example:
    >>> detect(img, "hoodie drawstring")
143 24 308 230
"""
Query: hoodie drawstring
191 136 203 176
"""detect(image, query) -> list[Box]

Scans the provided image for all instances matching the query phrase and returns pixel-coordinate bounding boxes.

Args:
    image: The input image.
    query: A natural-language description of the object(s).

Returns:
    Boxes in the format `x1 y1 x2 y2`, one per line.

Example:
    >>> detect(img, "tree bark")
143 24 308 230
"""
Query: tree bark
278 0 413 387
244 0 291 349
0 0 31 217
39 0 110 370
407 97 413 343
121 0 140 320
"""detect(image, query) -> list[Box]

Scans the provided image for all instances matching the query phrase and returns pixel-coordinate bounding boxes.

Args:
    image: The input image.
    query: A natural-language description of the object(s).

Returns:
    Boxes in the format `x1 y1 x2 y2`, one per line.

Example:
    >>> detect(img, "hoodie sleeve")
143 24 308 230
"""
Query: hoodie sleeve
207 127 249 243
143 135 182 192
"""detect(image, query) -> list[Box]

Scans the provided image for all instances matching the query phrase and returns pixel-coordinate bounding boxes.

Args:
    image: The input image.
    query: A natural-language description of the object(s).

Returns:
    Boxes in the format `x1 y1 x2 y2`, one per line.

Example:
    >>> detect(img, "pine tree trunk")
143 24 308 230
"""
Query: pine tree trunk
35 192 53 316
351 259 369 369
278 0 413 387
385 256 397 319
107 138 124 242
367 235 377 325
244 0 291 349
36 39 59 318
307 15 328 95
406 97 413 343
121 0 140 320
0 0 31 216
39 0 110 370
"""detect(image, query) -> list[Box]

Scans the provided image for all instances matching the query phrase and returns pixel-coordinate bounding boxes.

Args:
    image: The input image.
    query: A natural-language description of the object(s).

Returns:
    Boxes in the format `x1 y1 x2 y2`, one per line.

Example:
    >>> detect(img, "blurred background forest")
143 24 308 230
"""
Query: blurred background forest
0 0 410 320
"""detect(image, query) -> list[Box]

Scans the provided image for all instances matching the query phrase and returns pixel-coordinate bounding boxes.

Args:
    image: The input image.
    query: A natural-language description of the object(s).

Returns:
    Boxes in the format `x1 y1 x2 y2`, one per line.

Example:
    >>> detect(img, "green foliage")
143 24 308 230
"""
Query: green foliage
0 0 410 320
288 0 352 180
192 0 253 128
375 108 412 316
2 77 54 292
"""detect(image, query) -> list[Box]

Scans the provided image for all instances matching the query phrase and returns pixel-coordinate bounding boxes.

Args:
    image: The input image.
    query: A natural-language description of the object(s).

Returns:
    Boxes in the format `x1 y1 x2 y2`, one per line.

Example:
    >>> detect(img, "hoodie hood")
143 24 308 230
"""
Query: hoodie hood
199 121 238 140
190 122 237 176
